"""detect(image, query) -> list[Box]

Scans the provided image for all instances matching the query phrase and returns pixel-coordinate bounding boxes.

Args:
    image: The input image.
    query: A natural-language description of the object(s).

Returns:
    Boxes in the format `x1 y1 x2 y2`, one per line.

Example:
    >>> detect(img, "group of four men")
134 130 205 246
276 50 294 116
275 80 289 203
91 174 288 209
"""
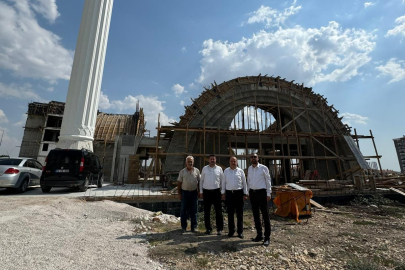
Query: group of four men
177 154 272 246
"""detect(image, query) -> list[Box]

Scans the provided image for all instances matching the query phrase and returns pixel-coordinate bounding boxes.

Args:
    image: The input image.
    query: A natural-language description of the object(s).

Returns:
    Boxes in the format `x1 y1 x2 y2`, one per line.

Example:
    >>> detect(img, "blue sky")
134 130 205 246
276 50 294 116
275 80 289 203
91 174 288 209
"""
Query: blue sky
0 0 404 171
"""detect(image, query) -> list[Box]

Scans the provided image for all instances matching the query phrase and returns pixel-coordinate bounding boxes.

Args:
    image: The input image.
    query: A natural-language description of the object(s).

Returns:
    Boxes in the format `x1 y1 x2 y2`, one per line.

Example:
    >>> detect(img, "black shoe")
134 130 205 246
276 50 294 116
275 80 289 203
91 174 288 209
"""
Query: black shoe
205 229 212 235
238 233 244 239
252 235 264 242
227 231 235 237
263 239 270 246
191 228 196 233
181 229 186 234
217 230 223 235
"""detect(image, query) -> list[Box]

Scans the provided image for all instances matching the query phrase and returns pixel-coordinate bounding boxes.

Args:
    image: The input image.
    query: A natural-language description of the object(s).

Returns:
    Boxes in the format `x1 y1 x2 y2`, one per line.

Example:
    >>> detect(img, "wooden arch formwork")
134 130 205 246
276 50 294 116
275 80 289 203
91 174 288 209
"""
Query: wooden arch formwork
158 75 382 187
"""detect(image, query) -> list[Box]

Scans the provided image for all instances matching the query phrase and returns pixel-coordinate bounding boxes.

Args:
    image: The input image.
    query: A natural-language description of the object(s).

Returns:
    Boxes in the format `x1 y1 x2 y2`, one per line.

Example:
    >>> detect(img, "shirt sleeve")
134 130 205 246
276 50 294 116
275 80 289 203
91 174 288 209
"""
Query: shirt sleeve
241 169 248 195
177 169 183 182
263 166 272 196
197 169 201 191
221 169 226 194
200 167 205 193
219 168 225 190
246 167 251 190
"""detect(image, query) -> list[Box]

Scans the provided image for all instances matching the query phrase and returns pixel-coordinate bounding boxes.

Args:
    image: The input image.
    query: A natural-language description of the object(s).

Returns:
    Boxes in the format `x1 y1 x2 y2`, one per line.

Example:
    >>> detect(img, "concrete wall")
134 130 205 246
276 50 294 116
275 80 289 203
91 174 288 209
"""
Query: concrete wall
19 115 45 159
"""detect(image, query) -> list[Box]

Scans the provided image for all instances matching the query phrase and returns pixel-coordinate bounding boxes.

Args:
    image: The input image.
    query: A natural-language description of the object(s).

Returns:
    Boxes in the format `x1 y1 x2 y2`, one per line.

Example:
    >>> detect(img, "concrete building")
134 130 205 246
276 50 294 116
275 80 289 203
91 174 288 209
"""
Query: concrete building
19 102 65 165
393 136 405 173
19 101 144 181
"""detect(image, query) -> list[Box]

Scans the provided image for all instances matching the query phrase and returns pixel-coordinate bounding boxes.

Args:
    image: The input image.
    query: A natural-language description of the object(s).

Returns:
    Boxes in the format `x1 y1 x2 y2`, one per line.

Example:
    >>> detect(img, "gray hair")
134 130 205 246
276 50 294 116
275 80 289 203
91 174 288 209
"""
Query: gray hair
186 156 194 161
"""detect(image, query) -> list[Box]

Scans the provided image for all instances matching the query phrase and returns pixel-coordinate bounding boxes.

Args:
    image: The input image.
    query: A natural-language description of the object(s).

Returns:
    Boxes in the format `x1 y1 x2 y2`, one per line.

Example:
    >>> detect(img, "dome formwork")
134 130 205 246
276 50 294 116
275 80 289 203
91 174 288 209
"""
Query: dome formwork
162 75 366 184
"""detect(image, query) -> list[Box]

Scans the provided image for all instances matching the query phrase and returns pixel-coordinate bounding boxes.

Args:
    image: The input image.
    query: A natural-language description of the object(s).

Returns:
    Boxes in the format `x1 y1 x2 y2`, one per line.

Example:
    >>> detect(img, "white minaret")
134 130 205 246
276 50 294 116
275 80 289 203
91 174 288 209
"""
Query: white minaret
57 0 114 151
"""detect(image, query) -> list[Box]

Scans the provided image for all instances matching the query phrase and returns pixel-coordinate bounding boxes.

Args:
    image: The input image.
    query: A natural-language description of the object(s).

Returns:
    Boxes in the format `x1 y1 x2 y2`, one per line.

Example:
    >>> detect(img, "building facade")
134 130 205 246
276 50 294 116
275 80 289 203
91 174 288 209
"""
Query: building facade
393 136 405 173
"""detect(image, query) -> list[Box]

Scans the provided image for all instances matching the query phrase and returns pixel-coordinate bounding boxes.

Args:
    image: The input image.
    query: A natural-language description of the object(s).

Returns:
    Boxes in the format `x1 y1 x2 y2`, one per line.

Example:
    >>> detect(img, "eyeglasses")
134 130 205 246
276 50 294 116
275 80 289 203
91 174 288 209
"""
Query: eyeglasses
250 156 258 159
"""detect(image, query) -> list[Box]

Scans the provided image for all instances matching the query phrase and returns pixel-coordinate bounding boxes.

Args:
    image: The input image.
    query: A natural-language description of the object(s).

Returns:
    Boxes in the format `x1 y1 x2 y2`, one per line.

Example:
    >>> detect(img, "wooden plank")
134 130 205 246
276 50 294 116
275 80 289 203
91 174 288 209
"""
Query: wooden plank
286 183 309 191
390 187 405 197
310 199 326 209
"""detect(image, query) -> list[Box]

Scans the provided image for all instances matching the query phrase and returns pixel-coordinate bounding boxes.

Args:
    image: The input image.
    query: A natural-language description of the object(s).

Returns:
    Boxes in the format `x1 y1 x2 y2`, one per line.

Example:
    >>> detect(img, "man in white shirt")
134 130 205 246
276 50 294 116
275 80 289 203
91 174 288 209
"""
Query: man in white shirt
199 154 224 235
177 156 200 234
222 156 248 239
247 153 272 246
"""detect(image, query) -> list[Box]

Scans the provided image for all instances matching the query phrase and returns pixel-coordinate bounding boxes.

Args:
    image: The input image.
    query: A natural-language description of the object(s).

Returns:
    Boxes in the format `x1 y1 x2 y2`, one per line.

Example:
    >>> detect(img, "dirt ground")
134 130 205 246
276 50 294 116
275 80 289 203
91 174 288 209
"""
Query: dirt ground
1 195 404 270
145 195 405 270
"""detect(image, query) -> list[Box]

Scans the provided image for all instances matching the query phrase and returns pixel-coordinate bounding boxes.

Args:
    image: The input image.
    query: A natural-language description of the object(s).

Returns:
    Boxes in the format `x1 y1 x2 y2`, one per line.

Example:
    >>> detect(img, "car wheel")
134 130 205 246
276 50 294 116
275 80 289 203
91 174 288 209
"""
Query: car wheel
97 174 103 188
41 186 52 193
79 176 89 192
17 178 29 193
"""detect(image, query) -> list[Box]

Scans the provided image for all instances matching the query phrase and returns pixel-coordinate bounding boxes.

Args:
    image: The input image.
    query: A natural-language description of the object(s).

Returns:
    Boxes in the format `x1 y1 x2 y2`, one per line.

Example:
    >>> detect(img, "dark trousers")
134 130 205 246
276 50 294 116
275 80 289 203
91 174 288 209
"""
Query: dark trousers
226 189 244 235
180 190 198 230
203 188 223 231
249 189 271 239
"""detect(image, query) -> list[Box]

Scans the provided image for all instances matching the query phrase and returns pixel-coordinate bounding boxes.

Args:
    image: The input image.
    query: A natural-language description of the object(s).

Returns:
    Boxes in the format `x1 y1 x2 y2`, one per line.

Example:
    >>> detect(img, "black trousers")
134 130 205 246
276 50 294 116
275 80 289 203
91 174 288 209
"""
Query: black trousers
249 189 271 239
226 189 244 235
203 188 223 231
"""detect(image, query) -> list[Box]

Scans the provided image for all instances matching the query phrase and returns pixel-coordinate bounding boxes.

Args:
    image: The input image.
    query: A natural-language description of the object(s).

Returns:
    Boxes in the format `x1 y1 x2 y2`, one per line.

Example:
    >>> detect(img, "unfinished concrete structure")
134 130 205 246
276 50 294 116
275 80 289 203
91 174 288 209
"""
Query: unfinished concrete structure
19 101 65 165
19 101 145 182
393 136 405 173
159 76 381 186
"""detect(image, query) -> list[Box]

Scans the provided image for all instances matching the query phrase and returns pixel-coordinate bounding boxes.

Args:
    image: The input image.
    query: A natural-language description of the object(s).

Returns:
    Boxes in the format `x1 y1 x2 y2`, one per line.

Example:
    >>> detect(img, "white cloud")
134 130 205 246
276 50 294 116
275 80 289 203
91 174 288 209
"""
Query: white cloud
364 2 375 8
188 82 198 90
0 0 73 82
97 93 176 132
171 84 186 96
376 58 405 83
0 81 45 102
386 15 405 37
98 91 112 110
340 113 368 126
181 47 187 53
245 2 301 28
0 109 8 124
13 114 27 127
198 21 375 86
30 0 60 23
180 100 185 106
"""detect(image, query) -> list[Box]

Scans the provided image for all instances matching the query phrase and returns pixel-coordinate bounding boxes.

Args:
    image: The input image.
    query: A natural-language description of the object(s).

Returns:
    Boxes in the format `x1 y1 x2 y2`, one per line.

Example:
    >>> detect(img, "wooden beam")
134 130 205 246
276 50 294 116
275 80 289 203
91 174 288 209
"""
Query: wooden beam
390 187 405 197
311 136 345 162
310 199 326 209
281 111 305 131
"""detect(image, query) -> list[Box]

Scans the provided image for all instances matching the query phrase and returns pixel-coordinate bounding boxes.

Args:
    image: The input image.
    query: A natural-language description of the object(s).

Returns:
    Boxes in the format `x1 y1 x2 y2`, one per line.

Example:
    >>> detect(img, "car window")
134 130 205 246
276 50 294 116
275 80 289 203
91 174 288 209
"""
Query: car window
95 156 100 168
0 159 23 166
29 160 42 170
27 160 36 169
84 152 92 169
34 161 43 170
90 155 97 168
23 161 29 167
46 151 82 173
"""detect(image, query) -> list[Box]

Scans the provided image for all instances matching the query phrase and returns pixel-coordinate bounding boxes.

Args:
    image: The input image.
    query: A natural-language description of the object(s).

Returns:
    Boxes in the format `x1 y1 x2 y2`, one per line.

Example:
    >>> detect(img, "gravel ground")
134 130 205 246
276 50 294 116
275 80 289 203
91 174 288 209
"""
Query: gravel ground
0 197 167 270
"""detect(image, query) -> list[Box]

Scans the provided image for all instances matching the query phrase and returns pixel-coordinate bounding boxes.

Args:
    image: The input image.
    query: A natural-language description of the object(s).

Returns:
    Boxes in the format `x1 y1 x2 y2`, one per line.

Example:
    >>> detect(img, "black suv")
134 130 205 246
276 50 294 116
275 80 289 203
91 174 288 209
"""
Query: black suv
40 149 103 193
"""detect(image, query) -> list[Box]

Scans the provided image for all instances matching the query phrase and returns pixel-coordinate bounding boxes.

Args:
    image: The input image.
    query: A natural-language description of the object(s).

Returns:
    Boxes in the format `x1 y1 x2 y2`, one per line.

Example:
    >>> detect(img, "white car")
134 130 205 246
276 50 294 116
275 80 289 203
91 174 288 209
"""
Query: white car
0 157 43 193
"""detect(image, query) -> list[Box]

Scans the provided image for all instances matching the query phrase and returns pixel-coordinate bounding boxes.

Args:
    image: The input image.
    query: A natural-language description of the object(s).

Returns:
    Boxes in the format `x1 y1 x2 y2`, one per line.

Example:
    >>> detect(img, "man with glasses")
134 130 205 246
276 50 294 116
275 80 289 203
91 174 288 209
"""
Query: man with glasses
247 153 272 246
199 154 224 235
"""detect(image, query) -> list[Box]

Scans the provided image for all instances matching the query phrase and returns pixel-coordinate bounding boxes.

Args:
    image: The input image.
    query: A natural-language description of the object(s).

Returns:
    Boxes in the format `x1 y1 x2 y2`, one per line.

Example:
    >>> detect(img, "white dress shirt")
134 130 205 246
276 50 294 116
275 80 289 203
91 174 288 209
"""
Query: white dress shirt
200 164 224 193
247 163 272 196
222 167 248 195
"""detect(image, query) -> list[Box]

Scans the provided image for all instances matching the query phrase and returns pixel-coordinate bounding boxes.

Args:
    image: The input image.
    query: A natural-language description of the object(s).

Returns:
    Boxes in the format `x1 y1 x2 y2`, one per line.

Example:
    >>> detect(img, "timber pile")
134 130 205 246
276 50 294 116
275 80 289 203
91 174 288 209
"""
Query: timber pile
296 179 354 191
375 176 405 189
